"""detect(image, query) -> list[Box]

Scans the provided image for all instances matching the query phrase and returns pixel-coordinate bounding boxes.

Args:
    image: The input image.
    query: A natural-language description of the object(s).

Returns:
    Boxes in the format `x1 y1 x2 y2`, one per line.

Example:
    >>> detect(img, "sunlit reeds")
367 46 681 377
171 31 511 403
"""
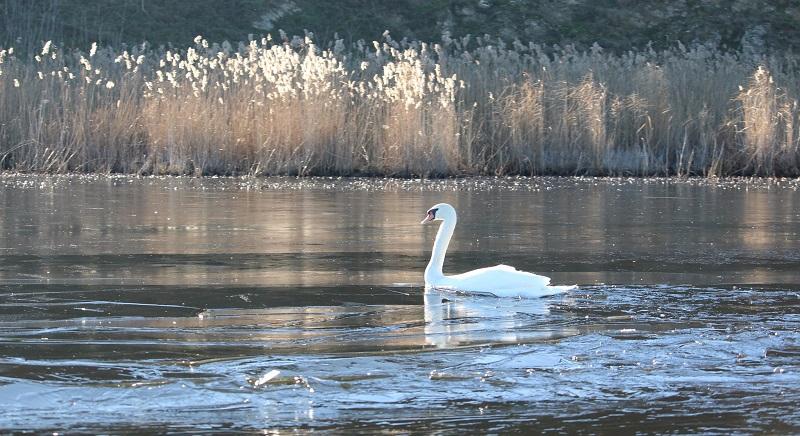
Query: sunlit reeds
0 35 798 176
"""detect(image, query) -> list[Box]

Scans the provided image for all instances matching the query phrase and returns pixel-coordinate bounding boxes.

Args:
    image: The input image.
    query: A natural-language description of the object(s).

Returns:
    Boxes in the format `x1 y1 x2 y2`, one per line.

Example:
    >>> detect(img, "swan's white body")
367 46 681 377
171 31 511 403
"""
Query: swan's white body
422 203 575 298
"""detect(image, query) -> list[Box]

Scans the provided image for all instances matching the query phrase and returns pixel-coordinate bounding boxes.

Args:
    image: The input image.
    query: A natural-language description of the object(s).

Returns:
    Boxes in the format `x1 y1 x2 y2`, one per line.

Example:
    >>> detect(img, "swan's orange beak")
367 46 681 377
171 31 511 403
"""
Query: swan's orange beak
420 211 435 224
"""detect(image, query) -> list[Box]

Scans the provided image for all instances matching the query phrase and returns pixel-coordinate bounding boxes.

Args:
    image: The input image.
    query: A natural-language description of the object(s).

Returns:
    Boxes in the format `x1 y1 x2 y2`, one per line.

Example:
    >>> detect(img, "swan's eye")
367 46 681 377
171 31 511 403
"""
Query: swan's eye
429 208 438 218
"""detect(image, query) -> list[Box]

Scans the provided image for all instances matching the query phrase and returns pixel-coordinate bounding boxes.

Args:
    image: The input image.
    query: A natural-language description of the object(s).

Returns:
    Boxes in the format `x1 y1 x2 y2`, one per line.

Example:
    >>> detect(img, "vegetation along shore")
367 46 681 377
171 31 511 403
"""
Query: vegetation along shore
0 33 798 177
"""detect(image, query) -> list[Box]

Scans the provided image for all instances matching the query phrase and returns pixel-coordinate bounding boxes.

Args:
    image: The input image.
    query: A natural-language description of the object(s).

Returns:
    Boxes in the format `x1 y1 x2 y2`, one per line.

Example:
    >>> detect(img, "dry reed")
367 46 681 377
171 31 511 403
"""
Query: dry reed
0 35 798 177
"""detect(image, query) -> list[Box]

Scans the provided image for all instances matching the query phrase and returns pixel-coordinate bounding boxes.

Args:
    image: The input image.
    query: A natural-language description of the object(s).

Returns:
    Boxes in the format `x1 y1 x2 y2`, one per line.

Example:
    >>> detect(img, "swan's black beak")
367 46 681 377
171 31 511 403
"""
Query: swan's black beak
420 208 437 224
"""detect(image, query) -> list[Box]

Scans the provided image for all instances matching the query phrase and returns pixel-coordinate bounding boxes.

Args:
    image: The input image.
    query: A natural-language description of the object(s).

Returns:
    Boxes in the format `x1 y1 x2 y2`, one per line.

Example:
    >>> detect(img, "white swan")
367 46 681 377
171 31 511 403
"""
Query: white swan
421 203 575 298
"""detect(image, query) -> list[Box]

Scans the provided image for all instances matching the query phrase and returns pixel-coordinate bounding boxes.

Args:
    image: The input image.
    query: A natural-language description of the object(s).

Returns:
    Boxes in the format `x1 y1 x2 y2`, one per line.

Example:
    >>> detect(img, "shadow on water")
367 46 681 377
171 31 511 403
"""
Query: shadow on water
0 175 799 432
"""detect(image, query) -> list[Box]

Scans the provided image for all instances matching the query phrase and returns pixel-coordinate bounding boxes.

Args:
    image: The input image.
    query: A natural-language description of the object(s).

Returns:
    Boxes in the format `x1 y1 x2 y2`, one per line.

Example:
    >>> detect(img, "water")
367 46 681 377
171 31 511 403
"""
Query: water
1 175 799 433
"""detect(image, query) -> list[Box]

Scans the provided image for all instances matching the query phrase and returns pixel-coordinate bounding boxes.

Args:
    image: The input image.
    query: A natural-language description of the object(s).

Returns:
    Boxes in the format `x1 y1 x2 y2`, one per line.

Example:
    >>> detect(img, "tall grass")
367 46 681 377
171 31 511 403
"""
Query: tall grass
0 34 798 176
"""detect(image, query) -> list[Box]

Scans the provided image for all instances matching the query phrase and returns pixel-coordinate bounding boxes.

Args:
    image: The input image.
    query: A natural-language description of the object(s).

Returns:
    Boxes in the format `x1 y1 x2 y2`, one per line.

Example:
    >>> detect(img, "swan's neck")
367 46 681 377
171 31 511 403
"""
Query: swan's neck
425 216 456 283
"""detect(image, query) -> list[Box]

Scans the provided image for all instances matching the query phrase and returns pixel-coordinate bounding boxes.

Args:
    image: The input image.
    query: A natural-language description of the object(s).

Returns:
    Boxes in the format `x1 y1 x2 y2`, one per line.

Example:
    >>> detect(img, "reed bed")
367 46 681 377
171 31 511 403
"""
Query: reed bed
0 35 798 176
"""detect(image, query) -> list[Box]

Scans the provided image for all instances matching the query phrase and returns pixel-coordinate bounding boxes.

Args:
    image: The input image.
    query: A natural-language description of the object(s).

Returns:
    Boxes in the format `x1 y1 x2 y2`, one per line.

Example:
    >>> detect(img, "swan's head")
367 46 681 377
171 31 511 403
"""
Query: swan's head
420 203 456 224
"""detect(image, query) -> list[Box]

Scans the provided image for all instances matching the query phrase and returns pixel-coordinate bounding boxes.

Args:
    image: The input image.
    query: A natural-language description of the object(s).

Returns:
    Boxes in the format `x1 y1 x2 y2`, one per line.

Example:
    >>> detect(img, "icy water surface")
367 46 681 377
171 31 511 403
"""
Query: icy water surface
0 175 799 432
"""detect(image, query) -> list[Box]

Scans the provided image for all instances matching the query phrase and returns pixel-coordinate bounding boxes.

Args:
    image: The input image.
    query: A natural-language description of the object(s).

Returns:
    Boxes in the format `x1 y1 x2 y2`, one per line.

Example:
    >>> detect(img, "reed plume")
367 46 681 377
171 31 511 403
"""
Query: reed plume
0 35 797 176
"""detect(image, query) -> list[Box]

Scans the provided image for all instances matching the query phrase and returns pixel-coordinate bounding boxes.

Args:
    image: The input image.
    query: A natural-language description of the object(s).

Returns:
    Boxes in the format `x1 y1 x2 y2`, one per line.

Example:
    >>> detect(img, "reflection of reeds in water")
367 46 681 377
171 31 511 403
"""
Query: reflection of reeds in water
0 36 798 176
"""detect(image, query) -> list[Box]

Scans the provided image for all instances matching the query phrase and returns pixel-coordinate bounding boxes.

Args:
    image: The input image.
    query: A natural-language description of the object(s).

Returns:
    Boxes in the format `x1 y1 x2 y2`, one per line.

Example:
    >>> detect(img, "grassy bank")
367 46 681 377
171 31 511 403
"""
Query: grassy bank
0 35 798 177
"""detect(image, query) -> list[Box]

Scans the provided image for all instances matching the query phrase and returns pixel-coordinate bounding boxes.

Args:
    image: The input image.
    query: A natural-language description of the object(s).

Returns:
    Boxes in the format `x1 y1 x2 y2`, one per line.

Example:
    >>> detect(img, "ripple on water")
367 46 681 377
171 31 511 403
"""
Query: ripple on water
1 174 799 431
0 284 798 432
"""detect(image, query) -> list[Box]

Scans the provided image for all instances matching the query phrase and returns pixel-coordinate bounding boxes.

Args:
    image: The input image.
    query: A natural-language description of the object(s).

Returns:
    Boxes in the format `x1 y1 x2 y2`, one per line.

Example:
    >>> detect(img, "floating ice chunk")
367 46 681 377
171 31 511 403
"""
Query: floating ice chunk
253 369 281 387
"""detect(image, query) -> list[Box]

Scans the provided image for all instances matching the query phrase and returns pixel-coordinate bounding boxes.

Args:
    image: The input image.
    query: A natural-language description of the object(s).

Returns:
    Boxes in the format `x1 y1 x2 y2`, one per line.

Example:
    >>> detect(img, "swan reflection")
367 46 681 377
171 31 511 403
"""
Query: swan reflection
174 288 575 352
423 289 576 348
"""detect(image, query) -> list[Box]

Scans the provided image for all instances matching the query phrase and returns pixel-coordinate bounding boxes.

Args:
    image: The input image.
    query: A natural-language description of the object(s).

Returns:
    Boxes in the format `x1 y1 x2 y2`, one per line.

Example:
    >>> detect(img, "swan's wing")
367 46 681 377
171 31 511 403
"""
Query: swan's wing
449 264 551 291
433 265 575 298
